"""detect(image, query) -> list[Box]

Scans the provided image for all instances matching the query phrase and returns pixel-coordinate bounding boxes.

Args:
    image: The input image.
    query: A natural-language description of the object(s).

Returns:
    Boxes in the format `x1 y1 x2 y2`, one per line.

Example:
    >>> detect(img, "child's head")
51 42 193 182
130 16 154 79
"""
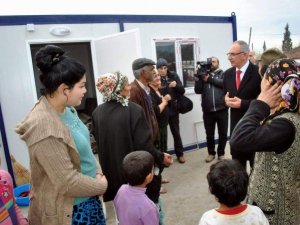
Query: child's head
207 159 249 207
122 151 154 186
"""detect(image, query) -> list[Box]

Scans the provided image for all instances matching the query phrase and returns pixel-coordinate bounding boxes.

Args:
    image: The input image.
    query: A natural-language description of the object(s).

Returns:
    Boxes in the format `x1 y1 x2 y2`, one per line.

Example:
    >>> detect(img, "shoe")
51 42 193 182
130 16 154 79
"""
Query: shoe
205 155 215 163
218 155 225 160
162 178 170 184
160 187 167 194
177 156 186 164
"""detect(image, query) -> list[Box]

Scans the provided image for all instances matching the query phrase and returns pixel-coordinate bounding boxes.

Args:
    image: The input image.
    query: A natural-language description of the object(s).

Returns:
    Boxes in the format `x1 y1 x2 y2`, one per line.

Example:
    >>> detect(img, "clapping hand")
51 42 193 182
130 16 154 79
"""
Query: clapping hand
163 153 173 167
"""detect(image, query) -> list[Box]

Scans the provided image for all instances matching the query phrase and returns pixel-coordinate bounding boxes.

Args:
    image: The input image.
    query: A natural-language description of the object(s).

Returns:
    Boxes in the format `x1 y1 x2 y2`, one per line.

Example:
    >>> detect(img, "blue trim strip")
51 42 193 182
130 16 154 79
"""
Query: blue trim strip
0 103 16 187
0 14 235 26
168 138 230 156
231 12 238 41
168 141 208 155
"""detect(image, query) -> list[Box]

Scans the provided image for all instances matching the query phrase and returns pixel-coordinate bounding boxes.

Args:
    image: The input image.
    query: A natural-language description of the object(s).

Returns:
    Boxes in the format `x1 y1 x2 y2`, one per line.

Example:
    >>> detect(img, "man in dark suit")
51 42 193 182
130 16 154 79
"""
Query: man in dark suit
223 40 261 169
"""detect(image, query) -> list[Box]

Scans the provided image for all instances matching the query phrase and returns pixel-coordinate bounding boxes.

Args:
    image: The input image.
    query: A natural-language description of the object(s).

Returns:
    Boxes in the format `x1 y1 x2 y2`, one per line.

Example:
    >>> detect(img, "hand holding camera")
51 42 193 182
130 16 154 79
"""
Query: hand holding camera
195 57 213 79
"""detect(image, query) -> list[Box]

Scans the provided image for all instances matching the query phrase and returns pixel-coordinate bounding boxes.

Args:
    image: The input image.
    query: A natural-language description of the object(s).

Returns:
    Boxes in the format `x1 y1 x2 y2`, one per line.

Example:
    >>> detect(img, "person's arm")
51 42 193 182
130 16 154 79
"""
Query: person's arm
230 100 295 154
150 91 166 116
194 78 204 94
32 138 107 197
141 206 160 225
170 73 185 95
207 70 224 88
131 108 164 165
207 76 223 88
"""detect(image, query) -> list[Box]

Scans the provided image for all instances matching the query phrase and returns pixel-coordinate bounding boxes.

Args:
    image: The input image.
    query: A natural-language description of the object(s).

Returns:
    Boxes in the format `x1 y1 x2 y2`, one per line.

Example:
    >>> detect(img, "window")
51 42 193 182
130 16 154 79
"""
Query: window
154 38 199 88
155 42 176 72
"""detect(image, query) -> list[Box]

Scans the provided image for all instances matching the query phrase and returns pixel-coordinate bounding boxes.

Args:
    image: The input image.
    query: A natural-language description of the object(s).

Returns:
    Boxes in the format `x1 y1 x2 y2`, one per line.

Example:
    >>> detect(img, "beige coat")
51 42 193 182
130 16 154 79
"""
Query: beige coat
15 97 107 225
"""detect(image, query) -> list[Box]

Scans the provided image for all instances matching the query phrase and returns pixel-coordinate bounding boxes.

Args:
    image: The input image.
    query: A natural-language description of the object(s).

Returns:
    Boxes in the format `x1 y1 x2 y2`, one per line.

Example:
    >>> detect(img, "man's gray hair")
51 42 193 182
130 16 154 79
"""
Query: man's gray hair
234 40 250 53
133 66 147 79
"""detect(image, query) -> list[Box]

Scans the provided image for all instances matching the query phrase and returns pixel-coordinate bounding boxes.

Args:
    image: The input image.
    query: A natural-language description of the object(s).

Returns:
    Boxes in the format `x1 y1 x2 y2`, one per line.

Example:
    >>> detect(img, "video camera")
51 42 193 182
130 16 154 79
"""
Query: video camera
195 58 213 77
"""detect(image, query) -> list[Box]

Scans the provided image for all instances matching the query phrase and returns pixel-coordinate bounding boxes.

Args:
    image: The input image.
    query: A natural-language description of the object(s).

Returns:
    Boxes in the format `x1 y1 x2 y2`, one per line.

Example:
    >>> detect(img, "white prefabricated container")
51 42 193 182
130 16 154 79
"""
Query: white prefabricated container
0 14 237 179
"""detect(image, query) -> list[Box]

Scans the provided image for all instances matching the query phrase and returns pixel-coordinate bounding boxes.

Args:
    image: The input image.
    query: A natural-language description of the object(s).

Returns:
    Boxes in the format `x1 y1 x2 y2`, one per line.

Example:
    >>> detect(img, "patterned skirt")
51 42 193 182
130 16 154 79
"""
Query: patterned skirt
72 196 106 225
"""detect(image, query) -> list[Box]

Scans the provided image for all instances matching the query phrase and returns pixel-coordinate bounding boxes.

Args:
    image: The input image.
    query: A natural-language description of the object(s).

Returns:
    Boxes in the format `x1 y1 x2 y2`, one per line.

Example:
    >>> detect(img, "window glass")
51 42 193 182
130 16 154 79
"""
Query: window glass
181 44 195 87
155 42 176 72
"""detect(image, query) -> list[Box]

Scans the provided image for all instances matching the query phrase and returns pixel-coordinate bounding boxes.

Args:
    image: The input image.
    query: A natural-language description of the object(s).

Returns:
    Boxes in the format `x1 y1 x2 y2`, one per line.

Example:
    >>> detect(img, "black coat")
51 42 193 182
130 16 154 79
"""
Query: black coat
92 101 164 202
160 71 185 116
223 62 261 135
230 100 295 154
149 86 169 127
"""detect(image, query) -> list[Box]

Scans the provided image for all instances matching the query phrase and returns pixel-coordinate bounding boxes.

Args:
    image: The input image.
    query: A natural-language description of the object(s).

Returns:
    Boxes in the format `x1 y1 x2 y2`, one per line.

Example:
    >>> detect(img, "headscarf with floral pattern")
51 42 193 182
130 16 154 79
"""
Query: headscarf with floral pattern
265 58 300 113
96 72 129 106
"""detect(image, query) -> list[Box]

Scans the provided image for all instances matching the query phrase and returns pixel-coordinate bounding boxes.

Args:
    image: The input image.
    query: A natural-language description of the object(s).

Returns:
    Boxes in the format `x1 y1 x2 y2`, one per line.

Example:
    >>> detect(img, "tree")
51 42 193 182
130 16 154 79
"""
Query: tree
263 41 266 52
282 23 293 52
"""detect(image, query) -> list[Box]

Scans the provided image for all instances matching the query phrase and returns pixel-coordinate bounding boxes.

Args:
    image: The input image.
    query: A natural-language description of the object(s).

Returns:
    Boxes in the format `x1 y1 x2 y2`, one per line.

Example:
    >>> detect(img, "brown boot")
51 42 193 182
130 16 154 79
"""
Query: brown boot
177 156 186 163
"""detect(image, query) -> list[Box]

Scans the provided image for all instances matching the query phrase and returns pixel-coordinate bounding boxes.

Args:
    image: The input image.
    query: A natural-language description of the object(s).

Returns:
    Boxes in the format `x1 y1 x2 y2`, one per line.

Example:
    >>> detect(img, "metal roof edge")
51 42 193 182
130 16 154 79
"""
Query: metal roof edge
0 14 235 26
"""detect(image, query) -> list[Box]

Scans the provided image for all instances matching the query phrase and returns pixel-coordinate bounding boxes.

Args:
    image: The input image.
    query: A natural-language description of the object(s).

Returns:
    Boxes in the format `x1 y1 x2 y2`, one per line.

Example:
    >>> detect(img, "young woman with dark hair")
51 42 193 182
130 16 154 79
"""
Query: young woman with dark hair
15 45 107 225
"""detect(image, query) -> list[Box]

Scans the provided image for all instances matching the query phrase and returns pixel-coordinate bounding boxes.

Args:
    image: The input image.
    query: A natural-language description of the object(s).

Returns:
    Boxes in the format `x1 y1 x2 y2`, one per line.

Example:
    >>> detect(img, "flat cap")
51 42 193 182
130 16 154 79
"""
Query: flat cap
132 58 155 70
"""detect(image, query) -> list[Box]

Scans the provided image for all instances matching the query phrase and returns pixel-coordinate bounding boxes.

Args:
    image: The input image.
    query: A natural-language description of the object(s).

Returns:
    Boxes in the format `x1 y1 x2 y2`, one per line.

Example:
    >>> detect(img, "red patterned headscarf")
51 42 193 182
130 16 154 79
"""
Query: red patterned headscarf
96 72 129 106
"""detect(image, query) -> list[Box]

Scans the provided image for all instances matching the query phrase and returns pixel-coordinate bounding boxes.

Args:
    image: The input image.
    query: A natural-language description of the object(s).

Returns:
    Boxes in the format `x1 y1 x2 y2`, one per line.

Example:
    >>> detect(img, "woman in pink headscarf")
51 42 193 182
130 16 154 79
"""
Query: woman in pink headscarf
230 58 300 224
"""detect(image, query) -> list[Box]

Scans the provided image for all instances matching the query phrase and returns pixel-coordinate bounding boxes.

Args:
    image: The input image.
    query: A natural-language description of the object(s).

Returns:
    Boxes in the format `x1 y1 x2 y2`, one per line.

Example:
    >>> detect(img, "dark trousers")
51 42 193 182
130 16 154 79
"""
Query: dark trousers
203 109 228 156
158 125 168 153
168 113 184 158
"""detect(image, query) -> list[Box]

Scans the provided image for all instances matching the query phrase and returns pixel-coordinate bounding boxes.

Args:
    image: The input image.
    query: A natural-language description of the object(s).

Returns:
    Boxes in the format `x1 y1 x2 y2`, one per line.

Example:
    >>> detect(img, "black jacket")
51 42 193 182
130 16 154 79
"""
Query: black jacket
194 68 227 113
230 100 295 154
149 86 169 127
160 71 185 116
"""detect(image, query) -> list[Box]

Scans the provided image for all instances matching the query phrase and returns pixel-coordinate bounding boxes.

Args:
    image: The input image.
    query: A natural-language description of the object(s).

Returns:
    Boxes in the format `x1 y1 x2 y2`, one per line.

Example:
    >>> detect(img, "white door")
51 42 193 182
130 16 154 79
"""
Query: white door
92 29 142 103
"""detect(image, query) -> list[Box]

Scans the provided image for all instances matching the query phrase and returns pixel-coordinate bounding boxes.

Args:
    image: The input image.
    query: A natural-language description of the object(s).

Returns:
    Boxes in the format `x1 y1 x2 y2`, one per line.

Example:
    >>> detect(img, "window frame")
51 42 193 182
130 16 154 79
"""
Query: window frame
153 37 200 91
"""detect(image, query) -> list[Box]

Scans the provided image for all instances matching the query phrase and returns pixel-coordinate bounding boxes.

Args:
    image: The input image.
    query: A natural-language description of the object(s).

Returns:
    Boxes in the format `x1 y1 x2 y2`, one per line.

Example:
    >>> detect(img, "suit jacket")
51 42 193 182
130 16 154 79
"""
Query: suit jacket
223 62 261 135
130 80 159 143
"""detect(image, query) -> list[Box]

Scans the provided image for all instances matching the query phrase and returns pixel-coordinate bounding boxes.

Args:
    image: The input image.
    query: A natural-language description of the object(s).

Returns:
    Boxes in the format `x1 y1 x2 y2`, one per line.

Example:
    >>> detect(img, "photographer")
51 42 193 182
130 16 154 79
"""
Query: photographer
194 57 228 163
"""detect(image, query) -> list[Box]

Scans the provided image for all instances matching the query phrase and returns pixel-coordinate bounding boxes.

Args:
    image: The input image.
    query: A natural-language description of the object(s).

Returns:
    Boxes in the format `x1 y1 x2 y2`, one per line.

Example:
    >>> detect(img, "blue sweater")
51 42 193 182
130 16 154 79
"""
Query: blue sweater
59 107 97 205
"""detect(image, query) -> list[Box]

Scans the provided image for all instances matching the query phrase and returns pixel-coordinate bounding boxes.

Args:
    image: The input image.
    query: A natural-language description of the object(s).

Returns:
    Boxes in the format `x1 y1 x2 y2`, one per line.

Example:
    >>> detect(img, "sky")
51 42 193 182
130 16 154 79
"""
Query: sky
1 0 299 54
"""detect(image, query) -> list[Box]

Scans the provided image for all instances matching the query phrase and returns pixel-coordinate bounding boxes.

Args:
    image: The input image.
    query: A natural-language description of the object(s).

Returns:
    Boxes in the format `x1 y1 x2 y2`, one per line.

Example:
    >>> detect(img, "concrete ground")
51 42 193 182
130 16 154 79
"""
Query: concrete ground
19 146 232 225
104 146 232 225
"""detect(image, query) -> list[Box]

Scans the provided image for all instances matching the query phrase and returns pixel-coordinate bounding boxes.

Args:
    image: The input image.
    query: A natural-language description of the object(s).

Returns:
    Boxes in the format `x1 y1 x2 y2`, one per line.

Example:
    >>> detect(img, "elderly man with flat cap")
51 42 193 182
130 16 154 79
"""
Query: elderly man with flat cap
129 58 173 210
130 58 160 143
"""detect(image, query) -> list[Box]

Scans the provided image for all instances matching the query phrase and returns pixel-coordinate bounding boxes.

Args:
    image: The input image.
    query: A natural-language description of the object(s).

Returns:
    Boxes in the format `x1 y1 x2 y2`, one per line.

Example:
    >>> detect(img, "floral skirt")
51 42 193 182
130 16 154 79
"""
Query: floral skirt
72 196 106 225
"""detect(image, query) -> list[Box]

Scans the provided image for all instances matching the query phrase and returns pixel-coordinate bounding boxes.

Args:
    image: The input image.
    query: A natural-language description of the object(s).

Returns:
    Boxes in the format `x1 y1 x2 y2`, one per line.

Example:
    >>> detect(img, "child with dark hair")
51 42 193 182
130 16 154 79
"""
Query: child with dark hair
114 151 159 225
199 159 269 225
